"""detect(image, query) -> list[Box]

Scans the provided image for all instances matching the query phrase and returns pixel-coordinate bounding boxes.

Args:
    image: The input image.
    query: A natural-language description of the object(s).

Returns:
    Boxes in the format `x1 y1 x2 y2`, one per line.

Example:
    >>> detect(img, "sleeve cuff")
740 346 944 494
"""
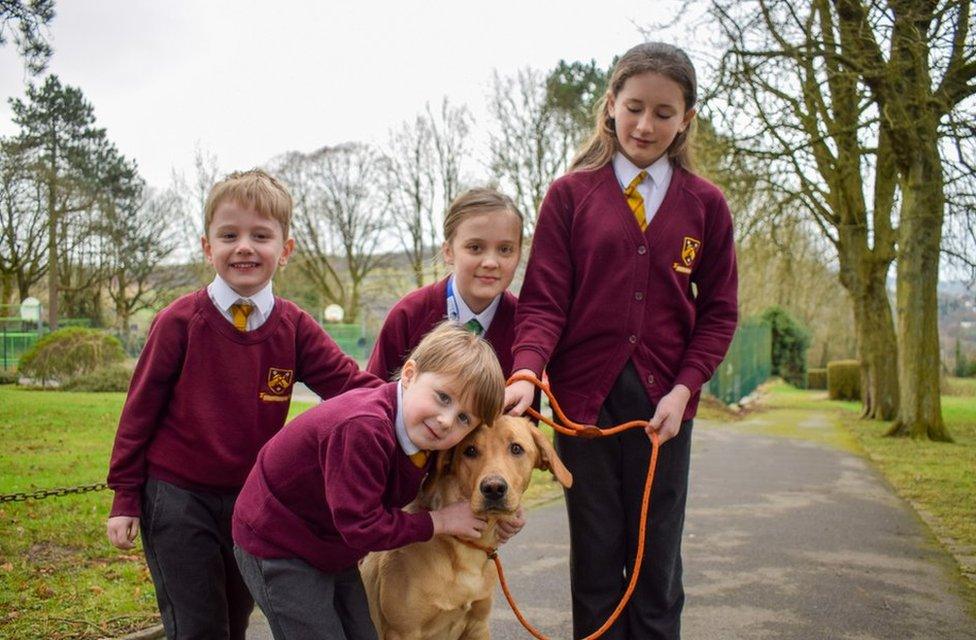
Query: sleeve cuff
110 490 141 518
674 366 708 396
511 350 548 379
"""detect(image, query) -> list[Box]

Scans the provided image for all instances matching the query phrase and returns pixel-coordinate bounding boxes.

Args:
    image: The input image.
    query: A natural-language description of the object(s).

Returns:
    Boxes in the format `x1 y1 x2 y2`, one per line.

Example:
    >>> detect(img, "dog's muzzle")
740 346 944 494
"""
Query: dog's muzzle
479 475 509 508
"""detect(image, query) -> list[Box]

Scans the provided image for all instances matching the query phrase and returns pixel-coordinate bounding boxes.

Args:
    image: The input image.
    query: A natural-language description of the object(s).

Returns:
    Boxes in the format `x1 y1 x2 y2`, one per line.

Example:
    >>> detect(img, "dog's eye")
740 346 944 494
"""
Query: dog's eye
509 443 524 455
463 445 478 458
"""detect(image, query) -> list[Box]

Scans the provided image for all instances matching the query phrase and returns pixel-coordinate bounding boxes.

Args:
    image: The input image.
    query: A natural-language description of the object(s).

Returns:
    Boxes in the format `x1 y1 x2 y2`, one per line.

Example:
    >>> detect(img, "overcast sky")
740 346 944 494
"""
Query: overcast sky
0 0 696 189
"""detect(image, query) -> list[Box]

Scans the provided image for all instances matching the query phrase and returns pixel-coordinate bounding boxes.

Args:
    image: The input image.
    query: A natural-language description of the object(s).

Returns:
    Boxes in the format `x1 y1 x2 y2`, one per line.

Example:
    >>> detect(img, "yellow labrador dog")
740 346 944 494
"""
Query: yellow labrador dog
361 415 573 640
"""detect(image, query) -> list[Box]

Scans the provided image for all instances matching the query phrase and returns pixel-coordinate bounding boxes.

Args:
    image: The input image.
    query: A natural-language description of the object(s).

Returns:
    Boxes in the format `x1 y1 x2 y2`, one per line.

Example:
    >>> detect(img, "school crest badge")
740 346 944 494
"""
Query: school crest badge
673 236 701 274
267 367 294 395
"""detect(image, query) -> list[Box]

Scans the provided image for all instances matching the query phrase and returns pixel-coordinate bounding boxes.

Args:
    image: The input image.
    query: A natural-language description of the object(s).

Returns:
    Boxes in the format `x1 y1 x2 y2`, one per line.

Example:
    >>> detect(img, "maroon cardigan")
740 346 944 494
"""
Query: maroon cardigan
107 289 381 517
513 164 738 422
367 277 518 380
232 383 434 572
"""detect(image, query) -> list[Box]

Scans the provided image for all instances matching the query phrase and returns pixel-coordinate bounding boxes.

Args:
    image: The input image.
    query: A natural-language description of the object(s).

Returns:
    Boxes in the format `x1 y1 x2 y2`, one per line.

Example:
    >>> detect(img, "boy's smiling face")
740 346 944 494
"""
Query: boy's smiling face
201 200 295 297
400 359 481 451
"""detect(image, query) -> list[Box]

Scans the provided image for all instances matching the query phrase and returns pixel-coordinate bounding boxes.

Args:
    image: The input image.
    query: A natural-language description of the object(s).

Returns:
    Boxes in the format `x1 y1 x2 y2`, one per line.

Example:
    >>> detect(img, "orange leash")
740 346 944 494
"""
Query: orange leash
494 372 661 640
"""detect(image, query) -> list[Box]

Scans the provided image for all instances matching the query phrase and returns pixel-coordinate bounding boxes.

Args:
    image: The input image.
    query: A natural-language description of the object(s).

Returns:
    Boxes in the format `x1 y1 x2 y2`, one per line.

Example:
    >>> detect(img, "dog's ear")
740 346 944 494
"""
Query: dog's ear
529 425 573 488
433 448 455 479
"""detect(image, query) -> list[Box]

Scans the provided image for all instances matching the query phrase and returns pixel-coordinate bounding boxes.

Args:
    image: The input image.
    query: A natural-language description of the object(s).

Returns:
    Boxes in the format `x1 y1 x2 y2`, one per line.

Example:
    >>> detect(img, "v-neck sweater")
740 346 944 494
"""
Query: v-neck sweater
107 289 381 517
512 164 738 422
366 277 518 380
232 382 434 573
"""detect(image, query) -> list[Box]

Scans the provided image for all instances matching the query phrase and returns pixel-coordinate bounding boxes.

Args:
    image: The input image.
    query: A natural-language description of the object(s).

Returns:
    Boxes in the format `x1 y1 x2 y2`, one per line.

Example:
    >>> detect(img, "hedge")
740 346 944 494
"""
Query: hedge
827 360 860 401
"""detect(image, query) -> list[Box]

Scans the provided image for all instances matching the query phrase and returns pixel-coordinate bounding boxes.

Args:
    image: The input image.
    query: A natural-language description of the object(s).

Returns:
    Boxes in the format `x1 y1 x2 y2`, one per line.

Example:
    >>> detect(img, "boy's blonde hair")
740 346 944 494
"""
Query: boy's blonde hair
204 169 293 238
443 187 525 249
404 322 505 426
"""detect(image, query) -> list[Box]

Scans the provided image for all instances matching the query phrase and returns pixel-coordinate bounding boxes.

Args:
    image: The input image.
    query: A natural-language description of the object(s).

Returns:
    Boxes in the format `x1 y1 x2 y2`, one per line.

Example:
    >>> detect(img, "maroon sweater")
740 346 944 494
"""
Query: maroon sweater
367 277 518 380
107 289 380 517
232 383 434 572
513 164 738 422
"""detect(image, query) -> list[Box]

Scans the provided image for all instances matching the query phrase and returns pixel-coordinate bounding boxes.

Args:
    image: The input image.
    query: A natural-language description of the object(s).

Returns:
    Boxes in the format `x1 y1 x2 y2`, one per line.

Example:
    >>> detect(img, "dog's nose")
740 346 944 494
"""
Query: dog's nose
480 476 508 502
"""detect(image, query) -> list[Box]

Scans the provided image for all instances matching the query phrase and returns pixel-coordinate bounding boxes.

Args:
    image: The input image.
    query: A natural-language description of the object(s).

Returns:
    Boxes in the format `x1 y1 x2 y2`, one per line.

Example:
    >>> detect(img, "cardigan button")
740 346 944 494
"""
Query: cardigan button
635 292 644 301
647 374 655 385
629 335 638 344
637 245 647 255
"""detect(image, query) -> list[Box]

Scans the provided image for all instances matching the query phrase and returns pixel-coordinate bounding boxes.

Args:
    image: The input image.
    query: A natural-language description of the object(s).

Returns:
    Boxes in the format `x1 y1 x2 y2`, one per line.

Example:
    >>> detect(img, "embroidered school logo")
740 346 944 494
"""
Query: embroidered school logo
673 236 701 274
267 368 293 395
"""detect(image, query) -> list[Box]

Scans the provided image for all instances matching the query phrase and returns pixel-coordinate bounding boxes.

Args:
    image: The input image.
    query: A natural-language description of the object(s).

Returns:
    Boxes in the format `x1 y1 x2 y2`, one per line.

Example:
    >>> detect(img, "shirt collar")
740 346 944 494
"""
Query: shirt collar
449 274 501 330
395 381 420 455
209 275 274 316
612 152 672 190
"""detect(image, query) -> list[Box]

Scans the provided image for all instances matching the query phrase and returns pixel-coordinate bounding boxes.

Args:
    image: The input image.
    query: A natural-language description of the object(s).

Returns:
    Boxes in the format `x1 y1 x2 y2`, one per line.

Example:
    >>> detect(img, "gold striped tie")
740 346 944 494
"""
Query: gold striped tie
230 302 254 332
624 171 648 230
409 451 429 468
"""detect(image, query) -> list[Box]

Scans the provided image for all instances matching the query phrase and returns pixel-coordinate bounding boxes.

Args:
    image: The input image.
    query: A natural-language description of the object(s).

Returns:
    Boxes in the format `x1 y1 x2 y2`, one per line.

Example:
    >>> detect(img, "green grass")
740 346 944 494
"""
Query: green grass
0 385 313 639
724 379 976 591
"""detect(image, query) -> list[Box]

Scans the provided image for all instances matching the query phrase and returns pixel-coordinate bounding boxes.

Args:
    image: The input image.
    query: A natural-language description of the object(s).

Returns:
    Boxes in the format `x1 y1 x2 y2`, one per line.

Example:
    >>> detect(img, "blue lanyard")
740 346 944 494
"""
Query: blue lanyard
445 277 460 322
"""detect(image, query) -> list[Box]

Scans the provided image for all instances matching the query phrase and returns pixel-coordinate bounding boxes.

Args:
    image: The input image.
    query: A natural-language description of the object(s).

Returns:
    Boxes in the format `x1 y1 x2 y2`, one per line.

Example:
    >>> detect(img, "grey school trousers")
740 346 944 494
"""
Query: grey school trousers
140 478 254 639
555 361 694 640
234 546 378 640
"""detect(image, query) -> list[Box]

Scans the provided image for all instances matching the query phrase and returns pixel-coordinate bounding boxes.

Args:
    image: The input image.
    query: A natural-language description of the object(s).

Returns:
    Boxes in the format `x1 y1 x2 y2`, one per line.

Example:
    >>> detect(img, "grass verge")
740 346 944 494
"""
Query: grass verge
0 385 313 639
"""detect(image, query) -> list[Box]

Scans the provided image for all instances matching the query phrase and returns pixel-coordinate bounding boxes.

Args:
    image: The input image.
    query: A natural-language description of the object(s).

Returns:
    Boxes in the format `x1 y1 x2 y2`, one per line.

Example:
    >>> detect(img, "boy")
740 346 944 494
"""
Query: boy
106 169 380 640
232 322 504 639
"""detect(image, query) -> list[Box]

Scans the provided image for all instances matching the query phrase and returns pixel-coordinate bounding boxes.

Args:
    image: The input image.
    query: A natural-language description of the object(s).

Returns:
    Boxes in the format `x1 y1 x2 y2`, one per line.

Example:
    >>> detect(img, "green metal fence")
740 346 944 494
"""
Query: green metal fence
707 318 772 404
322 323 373 363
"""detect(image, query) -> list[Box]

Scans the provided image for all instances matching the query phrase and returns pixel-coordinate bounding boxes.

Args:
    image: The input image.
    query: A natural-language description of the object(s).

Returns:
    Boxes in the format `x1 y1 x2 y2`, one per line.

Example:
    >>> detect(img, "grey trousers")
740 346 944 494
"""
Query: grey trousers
140 478 254 640
234 546 378 640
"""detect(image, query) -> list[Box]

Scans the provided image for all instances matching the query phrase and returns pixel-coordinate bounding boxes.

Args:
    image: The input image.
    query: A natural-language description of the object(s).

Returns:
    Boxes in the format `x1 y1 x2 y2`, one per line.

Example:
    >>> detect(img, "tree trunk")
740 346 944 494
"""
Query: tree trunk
854 273 899 419
837 225 899 420
887 149 951 441
47 198 58 331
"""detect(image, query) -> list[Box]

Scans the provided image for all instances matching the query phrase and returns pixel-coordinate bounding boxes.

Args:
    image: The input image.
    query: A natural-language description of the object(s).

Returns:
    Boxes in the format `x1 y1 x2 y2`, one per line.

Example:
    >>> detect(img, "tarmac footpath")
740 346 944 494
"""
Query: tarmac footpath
241 417 976 639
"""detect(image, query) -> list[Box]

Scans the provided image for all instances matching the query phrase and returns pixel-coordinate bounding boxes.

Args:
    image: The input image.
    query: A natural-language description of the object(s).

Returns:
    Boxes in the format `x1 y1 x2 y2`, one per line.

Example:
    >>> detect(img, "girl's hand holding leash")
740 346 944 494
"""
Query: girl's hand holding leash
646 385 691 444
504 370 538 416
107 515 140 549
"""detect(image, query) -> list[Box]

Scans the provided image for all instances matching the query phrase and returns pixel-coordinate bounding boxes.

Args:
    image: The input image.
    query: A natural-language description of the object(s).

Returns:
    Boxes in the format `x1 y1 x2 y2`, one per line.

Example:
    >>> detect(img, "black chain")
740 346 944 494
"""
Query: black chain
0 482 108 503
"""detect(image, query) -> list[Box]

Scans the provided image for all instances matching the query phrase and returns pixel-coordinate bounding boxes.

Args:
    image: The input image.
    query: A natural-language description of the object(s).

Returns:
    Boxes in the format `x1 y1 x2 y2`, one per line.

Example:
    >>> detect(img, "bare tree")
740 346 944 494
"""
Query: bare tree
384 115 435 288
102 186 181 342
709 0 900 420
275 144 390 323
426 98 472 275
171 146 221 286
383 98 472 288
829 0 974 440
0 139 47 305
488 69 577 233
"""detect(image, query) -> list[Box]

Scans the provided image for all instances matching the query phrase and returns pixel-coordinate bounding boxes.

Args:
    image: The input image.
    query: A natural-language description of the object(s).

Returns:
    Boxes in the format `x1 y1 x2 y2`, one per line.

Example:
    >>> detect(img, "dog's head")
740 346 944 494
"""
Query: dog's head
429 415 573 516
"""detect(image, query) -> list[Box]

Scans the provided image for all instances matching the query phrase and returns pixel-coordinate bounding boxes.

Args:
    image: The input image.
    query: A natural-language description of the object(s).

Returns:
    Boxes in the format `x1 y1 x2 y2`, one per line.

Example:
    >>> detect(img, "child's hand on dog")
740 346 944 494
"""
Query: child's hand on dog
496 507 525 545
431 500 487 540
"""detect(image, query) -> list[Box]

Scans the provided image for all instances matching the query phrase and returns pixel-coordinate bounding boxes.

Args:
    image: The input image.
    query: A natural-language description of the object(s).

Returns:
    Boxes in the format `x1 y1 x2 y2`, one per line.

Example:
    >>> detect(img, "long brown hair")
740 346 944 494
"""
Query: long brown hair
569 42 698 173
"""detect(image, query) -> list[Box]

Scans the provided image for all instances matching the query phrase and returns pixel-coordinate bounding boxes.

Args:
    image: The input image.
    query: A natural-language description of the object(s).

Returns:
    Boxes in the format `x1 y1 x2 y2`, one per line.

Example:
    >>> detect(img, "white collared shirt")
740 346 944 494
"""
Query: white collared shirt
613 152 673 225
206 275 275 331
395 381 421 455
448 274 501 333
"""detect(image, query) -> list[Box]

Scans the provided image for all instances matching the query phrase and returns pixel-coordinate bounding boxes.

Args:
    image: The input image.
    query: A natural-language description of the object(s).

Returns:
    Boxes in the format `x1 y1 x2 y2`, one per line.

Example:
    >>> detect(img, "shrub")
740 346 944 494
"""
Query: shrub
61 363 134 392
761 306 811 388
827 359 861 401
0 368 18 385
18 327 126 386
807 368 827 390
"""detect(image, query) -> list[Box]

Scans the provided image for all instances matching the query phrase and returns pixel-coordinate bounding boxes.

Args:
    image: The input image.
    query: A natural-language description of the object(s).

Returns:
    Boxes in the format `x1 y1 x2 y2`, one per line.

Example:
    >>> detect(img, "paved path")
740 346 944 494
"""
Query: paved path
248 418 976 639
